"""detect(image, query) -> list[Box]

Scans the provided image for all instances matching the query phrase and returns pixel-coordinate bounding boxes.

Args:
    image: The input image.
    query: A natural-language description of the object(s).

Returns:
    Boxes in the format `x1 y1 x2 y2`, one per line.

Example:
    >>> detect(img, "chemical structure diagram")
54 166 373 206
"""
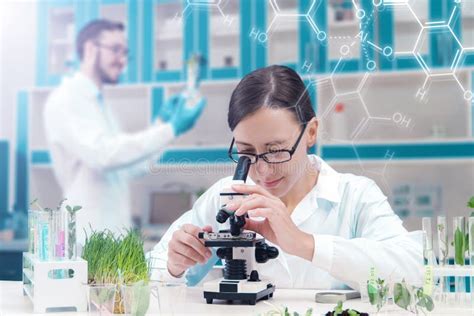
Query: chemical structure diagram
245 0 473 190
250 0 416 188
310 59 413 190
412 4 473 103
176 0 235 27
170 0 471 191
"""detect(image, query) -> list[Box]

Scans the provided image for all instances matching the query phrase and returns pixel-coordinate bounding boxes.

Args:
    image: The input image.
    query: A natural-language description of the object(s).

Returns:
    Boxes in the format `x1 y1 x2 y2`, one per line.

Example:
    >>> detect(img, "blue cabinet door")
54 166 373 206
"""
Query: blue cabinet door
36 0 139 86
36 0 76 87
142 0 188 82
206 1 241 79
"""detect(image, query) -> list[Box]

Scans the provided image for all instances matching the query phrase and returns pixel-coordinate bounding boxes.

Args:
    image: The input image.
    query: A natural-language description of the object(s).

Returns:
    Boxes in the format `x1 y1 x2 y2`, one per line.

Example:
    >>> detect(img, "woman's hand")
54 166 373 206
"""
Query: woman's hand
227 184 315 261
167 224 213 277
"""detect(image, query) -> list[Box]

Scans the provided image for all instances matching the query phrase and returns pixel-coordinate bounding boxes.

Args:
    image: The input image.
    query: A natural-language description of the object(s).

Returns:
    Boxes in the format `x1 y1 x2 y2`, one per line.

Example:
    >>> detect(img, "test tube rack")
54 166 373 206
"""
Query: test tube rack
22 252 88 313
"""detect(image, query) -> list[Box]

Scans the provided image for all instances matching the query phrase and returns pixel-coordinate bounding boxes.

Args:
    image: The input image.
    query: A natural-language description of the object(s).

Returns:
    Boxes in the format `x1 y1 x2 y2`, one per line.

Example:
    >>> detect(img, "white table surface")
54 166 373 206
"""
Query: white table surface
0 281 472 315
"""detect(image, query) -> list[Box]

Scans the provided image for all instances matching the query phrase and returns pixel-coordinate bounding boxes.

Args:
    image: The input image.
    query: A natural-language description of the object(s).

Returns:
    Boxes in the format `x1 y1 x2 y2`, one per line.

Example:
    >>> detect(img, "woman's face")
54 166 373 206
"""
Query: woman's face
232 107 318 198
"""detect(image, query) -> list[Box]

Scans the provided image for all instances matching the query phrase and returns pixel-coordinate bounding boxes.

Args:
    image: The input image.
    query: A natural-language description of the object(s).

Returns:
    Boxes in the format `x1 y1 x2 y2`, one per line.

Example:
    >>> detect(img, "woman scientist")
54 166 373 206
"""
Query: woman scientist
149 65 423 290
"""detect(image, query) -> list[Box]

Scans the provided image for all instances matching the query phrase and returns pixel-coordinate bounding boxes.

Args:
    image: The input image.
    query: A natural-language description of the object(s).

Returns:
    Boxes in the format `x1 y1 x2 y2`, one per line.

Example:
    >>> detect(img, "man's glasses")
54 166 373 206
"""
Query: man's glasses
228 124 307 164
94 42 129 57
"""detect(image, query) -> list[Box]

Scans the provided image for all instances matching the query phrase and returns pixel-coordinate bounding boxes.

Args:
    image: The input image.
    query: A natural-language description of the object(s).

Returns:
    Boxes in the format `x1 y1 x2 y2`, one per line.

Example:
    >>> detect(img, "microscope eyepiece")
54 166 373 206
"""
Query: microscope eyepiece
233 156 251 181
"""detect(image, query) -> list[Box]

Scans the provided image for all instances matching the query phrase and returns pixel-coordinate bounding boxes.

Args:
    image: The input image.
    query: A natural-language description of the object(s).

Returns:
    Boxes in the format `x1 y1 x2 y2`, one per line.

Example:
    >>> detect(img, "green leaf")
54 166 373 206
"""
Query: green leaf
304 308 313 316
293 312 300 316
367 283 377 305
56 198 67 211
348 310 358 316
467 196 474 208
454 227 465 265
417 293 435 312
66 205 82 215
465 233 470 254
394 282 411 310
127 281 150 316
425 296 435 312
335 301 343 314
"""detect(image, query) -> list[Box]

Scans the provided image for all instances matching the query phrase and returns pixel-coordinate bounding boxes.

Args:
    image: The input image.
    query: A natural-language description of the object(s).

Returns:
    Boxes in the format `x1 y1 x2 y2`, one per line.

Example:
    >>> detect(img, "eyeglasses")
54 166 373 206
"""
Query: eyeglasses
94 42 129 57
228 124 307 164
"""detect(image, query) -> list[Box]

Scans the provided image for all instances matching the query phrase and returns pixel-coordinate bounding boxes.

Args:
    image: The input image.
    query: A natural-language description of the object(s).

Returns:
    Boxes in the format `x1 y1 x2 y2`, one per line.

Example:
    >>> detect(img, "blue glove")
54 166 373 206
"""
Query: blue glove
169 94 207 137
157 94 181 123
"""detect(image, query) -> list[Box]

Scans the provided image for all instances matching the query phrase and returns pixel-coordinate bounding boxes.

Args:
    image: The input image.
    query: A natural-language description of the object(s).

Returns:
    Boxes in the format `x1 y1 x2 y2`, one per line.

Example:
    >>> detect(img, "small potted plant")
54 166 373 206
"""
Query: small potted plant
367 278 389 313
325 301 369 316
451 196 474 267
82 229 150 315
393 279 434 314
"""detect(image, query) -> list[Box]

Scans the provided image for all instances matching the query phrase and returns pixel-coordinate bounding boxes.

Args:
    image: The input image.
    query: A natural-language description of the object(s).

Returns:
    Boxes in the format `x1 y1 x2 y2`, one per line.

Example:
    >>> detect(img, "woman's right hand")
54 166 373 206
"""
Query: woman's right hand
167 224 213 277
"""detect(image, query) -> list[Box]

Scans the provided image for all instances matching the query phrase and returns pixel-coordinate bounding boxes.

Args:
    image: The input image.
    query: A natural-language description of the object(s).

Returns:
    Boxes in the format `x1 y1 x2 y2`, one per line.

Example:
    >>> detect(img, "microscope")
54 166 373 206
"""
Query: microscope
198 156 279 305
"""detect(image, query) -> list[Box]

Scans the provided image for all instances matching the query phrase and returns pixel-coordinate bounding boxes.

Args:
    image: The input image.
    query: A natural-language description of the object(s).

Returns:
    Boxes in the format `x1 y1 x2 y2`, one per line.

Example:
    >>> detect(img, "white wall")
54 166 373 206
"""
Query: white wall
0 0 37 210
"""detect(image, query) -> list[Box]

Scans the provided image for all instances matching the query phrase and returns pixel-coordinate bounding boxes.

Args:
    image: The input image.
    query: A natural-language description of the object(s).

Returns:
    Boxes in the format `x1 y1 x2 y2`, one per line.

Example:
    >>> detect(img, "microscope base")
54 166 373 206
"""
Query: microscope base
203 278 276 305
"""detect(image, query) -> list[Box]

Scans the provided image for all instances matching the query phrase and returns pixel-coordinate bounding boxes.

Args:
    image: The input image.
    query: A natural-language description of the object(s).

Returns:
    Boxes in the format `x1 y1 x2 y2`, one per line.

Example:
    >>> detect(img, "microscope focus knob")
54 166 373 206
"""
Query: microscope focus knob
216 209 230 224
255 243 279 263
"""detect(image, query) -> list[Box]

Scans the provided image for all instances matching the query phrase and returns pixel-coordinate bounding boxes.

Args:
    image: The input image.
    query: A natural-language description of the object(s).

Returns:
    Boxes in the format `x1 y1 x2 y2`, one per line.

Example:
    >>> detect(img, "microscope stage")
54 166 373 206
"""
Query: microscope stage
203 278 276 305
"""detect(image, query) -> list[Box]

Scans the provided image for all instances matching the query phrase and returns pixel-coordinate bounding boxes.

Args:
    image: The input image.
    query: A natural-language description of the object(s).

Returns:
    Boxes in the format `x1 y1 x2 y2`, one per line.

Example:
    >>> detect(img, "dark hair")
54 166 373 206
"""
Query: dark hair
228 65 315 131
76 19 125 61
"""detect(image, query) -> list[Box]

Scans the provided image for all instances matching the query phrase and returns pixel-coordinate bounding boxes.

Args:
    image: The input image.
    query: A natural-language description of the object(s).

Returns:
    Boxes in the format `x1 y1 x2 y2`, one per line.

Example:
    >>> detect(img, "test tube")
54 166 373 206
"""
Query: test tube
184 55 202 108
37 211 50 261
53 209 65 260
422 217 434 266
67 208 77 260
436 216 449 302
27 210 37 255
468 217 474 305
453 216 466 303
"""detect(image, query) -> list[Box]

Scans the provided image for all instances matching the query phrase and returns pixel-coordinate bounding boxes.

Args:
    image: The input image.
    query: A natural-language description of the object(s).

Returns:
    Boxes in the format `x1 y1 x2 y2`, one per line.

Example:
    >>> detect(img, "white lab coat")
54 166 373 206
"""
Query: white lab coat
148 155 423 290
43 72 175 243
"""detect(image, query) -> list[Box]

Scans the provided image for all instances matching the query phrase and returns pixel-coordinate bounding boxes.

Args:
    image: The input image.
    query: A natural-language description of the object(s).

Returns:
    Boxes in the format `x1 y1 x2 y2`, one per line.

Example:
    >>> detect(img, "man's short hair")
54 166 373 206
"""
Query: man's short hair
76 19 125 60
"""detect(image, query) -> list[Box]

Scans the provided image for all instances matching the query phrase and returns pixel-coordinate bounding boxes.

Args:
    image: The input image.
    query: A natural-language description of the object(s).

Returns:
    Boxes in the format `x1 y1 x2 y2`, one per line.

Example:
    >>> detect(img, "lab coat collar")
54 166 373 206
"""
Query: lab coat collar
310 155 341 204
64 71 102 101
290 155 341 227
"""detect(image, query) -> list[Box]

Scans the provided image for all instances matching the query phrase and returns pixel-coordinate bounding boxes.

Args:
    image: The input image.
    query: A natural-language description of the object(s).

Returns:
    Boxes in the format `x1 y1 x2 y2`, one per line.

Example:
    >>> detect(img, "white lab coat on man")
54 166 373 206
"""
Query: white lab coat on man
44 72 175 242
148 155 423 290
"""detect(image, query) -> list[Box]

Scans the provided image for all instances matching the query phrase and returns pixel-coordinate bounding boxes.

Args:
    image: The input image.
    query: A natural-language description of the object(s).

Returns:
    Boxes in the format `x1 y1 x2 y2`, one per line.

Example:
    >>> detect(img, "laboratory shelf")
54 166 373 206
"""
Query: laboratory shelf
321 140 474 161
6 0 473 240
30 140 474 167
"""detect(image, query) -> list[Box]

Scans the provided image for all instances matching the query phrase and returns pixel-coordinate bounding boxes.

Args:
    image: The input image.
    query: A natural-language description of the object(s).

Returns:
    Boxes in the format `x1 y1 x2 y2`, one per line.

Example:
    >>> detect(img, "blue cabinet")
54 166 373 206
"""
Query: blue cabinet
325 0 375 73
206 1 242 79
374 0 465 71
142 0 188 82
0 141 9 221
36 0 139 86
36 0 474 84
36 0 76 86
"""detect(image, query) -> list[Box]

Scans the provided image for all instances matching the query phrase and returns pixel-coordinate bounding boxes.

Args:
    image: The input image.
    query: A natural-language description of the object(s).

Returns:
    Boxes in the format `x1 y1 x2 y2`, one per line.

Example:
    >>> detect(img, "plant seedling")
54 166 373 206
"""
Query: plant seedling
394 279 434 314
324 301 368 316
259 301 313 316
367 278 389 312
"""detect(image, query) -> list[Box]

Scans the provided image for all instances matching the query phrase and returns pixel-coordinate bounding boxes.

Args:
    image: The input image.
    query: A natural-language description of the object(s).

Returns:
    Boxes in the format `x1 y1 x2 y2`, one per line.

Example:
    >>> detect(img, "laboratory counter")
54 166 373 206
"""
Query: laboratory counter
1 281 472 315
